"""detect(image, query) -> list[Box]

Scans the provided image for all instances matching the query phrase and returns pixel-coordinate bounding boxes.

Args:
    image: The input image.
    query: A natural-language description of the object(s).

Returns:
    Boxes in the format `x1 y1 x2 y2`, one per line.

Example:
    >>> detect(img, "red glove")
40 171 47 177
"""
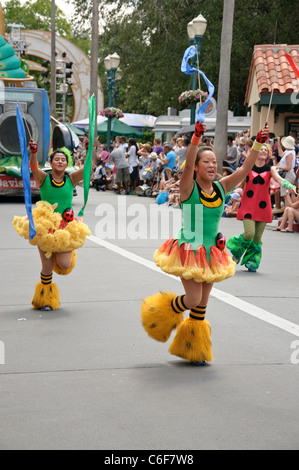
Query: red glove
256 126 269 144
29 140 38 153
191 122 205 145
194 122 205 138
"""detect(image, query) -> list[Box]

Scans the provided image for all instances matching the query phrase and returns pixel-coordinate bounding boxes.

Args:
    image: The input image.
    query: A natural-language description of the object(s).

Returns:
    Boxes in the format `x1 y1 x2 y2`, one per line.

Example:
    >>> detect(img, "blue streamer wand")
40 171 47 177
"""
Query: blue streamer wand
181 46 215 123
195 45 202 107
16 103 37 240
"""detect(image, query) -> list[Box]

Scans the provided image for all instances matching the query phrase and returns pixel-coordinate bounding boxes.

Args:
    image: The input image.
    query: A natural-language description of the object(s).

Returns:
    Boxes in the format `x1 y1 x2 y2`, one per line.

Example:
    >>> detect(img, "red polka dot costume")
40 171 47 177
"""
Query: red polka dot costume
227 163 273 272
237 164 272 223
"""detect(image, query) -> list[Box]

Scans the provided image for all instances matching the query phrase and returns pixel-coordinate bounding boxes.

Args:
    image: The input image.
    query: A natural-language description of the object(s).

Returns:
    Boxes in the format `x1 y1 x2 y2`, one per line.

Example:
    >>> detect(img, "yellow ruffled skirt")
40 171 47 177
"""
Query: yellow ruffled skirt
153 238 235 283
12 201 91 259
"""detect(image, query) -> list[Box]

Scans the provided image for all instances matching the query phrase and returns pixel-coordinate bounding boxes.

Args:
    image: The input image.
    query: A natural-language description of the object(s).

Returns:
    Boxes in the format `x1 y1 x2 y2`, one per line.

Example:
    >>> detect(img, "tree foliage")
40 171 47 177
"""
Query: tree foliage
68 0 299 116
3 0 72 37
4 0 299 117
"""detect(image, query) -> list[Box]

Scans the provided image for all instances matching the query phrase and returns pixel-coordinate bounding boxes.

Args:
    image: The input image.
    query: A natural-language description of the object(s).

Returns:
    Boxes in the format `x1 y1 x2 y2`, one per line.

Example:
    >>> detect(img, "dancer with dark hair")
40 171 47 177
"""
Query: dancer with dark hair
141 122 269 365
13 141 90 311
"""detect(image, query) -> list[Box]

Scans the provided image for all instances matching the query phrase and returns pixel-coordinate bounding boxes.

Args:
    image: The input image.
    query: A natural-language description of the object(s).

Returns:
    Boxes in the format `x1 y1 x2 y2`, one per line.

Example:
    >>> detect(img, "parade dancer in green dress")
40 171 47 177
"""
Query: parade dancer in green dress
13 143 90 311
141 122 269 365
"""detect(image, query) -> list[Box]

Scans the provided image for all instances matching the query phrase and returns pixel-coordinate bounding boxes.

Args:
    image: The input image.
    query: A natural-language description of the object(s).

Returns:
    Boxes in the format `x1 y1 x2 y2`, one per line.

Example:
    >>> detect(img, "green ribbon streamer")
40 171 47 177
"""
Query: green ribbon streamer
78 94 96 218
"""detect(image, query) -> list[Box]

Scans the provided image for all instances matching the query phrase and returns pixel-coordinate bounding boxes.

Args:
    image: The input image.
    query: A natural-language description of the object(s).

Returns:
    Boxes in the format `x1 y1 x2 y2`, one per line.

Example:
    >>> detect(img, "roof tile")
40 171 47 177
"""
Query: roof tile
245 44 299 103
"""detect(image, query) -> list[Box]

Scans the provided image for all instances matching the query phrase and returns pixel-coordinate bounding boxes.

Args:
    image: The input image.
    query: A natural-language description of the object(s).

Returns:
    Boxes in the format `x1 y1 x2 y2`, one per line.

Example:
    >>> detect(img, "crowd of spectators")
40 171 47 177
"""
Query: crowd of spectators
222 129 299 229
73 134 192 204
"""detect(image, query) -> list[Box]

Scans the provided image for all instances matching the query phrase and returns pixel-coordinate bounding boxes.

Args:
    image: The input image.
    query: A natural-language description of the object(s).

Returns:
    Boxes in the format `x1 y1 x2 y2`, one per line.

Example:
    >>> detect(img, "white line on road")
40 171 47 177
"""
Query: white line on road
88 235 299 338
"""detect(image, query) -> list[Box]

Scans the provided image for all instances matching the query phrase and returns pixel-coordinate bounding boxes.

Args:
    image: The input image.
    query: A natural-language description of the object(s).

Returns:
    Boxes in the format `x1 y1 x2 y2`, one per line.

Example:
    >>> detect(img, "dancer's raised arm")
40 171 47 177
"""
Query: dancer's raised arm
220 126 269 194
180 121 206 200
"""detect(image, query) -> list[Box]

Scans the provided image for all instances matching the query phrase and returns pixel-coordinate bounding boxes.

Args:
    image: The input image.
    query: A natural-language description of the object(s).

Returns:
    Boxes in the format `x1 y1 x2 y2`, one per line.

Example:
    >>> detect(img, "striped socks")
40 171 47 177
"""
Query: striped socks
189 306 206 321
170 297 207 321
171 295 187 314
40 273 53 285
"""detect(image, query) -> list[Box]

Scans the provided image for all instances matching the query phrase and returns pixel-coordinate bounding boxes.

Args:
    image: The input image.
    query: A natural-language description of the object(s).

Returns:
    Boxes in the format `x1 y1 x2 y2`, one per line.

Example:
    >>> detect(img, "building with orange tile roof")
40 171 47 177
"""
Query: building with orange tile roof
245 45 299 138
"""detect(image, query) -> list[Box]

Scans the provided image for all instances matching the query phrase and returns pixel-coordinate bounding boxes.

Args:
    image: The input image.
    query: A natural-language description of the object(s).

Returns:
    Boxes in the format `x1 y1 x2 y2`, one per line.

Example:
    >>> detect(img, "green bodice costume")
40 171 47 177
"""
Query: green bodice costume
176 180 225 262
40 173 74 215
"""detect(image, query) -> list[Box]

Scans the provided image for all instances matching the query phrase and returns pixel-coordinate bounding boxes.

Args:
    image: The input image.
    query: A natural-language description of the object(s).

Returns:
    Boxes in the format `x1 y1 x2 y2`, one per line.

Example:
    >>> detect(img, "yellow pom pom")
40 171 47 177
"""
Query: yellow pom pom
31 281 60 310
141 292 184 342
169 318 213 363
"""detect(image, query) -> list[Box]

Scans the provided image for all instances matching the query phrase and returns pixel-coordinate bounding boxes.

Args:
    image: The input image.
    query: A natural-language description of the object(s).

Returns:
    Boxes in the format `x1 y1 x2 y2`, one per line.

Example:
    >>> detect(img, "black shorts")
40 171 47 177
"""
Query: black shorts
130 165 139 181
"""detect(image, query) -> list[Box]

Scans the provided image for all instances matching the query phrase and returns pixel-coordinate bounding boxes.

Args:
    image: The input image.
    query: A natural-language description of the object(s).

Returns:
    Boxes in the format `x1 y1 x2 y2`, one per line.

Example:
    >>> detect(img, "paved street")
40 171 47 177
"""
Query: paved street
0 186 299 450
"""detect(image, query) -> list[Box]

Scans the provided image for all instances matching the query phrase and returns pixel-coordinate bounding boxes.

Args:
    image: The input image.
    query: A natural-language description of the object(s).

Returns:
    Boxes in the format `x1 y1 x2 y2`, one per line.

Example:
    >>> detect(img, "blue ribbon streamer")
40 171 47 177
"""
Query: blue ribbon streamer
16 104 36 240
181 46 215 122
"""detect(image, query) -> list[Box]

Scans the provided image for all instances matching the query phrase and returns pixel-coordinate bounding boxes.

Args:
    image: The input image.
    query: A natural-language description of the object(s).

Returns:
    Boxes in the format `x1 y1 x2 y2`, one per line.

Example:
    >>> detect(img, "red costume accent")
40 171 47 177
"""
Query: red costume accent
237 164 272 223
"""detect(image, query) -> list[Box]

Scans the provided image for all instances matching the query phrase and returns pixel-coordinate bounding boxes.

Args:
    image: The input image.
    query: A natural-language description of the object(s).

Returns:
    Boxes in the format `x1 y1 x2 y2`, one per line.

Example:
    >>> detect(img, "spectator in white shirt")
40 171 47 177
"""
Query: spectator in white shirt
274 135 297 209
110 146 130 194
175 137 189 167
119 136 128 154
226 135 238 169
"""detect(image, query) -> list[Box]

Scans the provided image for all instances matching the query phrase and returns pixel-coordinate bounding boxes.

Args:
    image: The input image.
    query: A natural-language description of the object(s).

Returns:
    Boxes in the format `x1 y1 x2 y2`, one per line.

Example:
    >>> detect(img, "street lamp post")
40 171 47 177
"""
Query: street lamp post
187 14 207 125
104 53 120 149
113 68 122 107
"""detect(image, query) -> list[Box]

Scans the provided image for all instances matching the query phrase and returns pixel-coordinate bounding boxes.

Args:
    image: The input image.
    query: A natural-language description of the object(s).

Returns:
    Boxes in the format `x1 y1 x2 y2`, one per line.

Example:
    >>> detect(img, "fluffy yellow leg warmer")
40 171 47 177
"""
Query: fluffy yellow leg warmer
141 292 185 343
53 251 77 276
31 281 60 310
169 318 213 363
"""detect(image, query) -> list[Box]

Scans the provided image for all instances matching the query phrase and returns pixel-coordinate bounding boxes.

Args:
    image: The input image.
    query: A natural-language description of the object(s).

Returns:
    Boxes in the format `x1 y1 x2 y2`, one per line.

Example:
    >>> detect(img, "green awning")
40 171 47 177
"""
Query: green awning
85 118 144 138
63 122 85 136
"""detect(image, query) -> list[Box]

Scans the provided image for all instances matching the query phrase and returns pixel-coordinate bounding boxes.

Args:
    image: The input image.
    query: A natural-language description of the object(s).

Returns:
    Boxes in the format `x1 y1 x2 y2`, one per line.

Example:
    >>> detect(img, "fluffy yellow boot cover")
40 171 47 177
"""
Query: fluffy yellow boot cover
141 292 184 343
169 318 213 363
31 281 60 310
53 251 77 275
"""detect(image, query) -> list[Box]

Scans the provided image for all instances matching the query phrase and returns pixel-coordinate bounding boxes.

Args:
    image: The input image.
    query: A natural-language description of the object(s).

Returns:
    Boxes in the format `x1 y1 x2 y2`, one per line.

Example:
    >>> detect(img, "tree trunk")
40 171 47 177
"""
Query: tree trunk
214 0 235 168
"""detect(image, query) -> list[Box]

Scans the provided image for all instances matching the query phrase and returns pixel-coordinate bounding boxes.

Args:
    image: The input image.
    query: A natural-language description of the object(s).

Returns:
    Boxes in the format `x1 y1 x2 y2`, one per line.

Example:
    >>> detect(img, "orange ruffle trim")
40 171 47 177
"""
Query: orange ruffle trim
153 238 235 283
